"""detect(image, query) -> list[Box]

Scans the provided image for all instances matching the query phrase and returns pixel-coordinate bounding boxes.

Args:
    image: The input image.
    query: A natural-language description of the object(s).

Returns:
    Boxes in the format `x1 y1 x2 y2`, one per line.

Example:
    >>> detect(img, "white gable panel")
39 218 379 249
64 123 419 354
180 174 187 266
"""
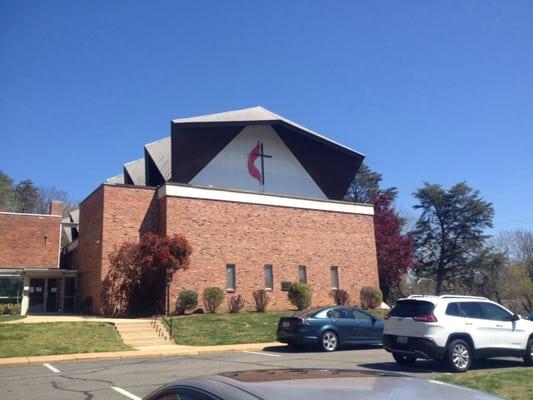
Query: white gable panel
189 125 327 199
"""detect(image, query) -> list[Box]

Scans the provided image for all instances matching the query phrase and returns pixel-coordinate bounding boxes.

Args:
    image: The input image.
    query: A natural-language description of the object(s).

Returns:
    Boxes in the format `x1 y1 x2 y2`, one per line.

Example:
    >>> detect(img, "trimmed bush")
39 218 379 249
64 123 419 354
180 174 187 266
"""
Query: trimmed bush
1 303 21 315
360 286 383 309
330 289 350 306
203 287 225 313
227 295 245 313
176 290 198 315
288 282 313 310
252 289 270 312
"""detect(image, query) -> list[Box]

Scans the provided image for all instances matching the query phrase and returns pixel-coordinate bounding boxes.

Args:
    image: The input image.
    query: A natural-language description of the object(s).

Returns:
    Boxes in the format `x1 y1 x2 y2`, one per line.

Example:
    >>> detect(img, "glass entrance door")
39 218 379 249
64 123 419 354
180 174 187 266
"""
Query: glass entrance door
29 279 45 313
46 279 59 312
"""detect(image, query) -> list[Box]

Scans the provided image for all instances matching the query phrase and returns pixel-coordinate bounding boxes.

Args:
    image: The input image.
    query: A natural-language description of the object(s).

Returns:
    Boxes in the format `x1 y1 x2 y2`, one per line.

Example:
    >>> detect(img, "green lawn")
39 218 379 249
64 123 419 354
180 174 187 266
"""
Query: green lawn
168 311 291 346
0 322 131 358
437 368 533 400
0 315 26 322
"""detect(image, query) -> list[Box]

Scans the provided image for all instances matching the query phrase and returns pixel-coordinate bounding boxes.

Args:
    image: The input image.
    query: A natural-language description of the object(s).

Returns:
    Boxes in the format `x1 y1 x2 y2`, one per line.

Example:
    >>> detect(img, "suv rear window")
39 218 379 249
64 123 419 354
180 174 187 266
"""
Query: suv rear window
390 300 434 317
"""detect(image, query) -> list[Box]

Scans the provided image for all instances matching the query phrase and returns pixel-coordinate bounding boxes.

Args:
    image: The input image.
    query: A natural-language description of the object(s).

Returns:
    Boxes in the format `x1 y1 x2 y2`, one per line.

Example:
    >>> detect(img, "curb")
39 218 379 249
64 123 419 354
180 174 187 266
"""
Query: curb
0 342 283 367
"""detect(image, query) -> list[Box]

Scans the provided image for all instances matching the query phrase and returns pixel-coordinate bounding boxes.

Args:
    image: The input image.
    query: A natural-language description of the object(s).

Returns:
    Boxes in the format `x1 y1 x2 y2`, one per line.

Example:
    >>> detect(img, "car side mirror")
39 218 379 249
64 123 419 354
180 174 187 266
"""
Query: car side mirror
512 313 520 321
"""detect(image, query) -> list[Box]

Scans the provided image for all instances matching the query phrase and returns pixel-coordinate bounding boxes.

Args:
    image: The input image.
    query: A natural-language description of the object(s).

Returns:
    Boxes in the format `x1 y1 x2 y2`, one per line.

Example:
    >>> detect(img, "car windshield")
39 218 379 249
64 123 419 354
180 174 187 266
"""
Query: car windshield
390 300 434 317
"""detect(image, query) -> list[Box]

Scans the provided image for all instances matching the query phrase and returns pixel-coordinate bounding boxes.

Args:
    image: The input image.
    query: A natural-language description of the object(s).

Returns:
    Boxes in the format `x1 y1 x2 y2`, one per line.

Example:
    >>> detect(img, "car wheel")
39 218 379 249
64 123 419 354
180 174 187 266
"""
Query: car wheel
524 338 533 366
446 339 472 372
320 330 338 352
392 353 416 366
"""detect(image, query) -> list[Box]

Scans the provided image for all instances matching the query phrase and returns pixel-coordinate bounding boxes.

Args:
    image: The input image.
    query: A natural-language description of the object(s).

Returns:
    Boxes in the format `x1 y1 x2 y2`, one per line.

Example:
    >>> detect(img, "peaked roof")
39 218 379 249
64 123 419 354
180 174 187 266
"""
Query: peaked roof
123 158 146 186
171 106 365 200
172 106 363 156
144 137 171 186
105 173 125 184
105 106 366 201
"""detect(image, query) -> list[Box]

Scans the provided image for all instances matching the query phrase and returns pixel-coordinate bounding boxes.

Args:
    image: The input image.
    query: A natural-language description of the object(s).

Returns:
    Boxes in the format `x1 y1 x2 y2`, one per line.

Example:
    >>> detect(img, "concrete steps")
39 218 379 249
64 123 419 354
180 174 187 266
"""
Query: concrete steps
114 319 173 348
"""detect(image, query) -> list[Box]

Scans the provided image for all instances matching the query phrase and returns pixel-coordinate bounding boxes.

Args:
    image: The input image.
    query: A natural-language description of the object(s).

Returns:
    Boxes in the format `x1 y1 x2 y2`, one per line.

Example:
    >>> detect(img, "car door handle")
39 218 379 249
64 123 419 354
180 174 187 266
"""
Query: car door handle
496 324 503 327
465 323 472 325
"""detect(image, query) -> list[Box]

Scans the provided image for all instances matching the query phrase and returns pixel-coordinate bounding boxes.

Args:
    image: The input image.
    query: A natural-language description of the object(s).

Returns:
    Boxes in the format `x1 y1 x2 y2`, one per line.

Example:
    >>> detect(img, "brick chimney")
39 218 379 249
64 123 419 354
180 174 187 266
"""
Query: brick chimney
49 200 64 216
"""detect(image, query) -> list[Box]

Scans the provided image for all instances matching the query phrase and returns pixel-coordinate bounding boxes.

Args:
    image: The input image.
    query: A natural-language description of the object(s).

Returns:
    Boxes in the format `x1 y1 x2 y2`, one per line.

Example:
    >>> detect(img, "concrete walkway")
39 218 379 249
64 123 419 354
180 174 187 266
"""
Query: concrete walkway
0 315 282 366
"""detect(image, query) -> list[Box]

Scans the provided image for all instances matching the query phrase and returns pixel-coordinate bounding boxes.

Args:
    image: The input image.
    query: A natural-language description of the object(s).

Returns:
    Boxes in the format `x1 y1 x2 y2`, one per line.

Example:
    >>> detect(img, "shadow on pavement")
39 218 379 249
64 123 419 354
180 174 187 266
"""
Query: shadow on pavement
262 344 383 354
359 357 525 375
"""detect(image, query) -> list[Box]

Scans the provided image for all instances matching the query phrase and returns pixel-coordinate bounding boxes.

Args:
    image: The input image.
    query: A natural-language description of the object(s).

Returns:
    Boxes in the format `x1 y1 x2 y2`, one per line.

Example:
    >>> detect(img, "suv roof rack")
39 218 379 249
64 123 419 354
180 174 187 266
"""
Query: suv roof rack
407 294 488 300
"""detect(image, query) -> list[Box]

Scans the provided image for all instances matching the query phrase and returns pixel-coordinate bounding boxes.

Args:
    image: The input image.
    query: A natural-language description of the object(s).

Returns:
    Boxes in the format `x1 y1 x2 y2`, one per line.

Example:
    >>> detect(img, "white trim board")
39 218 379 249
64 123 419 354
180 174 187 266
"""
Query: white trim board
159 185 373 215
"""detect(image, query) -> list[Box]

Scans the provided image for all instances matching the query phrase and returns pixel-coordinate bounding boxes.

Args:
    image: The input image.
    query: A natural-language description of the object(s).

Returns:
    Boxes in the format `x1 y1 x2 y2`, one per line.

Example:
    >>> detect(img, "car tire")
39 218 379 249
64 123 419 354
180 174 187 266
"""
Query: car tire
320 330 338 352
446 339 472 372
392 353 416 366
524 338 533 366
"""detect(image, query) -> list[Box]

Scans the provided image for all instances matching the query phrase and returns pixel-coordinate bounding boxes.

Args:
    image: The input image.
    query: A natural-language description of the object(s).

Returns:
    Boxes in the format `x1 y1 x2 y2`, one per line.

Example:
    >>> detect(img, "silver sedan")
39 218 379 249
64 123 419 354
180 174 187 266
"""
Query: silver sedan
143 369 503 400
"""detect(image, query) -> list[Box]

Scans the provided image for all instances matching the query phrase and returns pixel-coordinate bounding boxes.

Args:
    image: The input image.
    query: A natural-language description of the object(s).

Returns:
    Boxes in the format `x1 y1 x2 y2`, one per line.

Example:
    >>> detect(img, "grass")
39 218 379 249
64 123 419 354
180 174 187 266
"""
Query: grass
437 368 533 400
0 315 26 322
168 311 291 346
0 322 131 358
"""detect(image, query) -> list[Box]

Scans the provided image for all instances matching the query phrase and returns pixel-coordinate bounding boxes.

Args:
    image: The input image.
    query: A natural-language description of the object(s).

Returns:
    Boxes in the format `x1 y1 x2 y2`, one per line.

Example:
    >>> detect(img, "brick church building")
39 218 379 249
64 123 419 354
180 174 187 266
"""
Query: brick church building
67 106 379 314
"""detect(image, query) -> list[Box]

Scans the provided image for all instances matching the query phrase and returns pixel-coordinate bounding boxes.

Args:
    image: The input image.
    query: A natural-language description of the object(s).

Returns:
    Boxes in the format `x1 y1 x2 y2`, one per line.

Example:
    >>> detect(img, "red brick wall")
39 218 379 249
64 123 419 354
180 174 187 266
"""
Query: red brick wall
0 213 61 268
163 196 379 312
74 184 379 314
72 186 105 310
73 184 158 313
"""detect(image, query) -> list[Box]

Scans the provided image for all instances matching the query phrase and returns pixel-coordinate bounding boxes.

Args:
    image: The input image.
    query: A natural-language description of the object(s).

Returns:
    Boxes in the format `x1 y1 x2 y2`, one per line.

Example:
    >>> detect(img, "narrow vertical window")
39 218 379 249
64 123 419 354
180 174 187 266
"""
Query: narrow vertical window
264 264 273 290
298 265 307 284
226 264 236 291
330 266 339 289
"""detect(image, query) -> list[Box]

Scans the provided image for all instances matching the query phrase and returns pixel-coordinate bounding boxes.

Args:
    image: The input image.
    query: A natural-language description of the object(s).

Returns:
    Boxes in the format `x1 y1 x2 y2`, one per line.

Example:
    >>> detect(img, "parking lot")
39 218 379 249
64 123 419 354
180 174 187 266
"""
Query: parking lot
0 346 526 400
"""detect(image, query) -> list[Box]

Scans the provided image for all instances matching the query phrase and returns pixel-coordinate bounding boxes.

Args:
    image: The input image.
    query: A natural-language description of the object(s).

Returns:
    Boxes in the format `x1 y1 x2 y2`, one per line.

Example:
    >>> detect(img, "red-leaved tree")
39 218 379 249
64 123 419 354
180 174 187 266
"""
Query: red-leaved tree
103 232 192 316
373 194 414 302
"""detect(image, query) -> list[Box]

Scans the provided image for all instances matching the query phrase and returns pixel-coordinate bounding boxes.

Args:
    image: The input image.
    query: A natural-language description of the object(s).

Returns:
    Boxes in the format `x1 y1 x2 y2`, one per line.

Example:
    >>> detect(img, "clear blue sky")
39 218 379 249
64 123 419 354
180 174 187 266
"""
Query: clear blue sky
1 1 532 232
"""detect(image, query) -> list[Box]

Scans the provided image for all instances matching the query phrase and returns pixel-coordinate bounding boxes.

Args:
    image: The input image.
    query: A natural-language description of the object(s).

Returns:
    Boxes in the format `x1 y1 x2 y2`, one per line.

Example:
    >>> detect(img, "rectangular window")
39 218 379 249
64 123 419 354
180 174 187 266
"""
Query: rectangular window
226 264 236 291
330 266 339 289
264 265 273 290
0 276 23 304
298 265 307 284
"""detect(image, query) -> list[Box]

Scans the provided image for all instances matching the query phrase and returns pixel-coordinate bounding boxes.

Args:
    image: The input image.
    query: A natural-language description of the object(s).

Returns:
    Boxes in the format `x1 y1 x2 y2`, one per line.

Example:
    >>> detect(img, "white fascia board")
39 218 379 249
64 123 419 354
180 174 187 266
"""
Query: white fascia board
159 184 373 216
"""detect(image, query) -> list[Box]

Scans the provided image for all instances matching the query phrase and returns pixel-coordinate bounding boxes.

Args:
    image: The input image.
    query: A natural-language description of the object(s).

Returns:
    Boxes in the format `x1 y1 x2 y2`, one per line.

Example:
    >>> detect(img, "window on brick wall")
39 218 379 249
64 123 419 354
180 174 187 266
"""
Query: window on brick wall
226 264 236 291
298 265 307 284
264 264 273 290
330 266 339 289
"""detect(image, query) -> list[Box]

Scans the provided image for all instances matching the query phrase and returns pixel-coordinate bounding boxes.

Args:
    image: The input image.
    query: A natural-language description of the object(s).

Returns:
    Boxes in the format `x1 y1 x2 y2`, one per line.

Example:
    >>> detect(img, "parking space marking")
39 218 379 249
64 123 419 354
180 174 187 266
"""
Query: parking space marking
242 351 281 357
111 386 142 400
43 363 60 373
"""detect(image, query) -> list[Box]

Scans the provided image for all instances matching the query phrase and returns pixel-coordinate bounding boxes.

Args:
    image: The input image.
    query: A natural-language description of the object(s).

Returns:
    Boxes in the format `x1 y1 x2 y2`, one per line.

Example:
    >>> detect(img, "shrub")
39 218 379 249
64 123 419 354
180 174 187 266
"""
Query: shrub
10 303 21 315
329 289 350 306
360 286 383 309
80 296 93 314
288 282 313 310
252 289 270 312
176 290 198 315
203 287 225 313
1 303 20 315
227 295 245 313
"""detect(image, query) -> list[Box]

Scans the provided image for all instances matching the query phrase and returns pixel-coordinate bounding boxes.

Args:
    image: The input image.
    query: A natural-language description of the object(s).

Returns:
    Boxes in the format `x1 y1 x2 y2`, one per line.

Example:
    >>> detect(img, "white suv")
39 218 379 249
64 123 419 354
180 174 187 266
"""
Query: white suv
383 295 533 372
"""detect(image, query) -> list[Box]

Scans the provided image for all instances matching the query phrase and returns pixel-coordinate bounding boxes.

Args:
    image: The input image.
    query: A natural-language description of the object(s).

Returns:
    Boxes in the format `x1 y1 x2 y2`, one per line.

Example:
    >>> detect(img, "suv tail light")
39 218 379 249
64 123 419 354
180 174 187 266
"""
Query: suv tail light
412 314 438 322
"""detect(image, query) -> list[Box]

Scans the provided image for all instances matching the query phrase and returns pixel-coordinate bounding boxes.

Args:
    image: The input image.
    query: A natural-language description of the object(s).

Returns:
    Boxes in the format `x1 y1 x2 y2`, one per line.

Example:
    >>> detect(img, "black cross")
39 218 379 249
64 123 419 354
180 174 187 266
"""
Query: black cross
254 142 272 185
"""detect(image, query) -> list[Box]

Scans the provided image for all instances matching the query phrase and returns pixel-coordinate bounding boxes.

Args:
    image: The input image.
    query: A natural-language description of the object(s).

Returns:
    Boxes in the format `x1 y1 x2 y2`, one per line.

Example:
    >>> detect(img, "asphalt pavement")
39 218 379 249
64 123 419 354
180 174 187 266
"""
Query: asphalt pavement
0 346 526 400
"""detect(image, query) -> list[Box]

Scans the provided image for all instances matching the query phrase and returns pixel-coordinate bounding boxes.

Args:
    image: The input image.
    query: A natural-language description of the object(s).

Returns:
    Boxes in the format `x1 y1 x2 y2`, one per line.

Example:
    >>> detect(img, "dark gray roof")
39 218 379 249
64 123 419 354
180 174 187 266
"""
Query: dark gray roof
144 137 171 186
123 158 146 186
172 106 364 156
105 173 125 184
